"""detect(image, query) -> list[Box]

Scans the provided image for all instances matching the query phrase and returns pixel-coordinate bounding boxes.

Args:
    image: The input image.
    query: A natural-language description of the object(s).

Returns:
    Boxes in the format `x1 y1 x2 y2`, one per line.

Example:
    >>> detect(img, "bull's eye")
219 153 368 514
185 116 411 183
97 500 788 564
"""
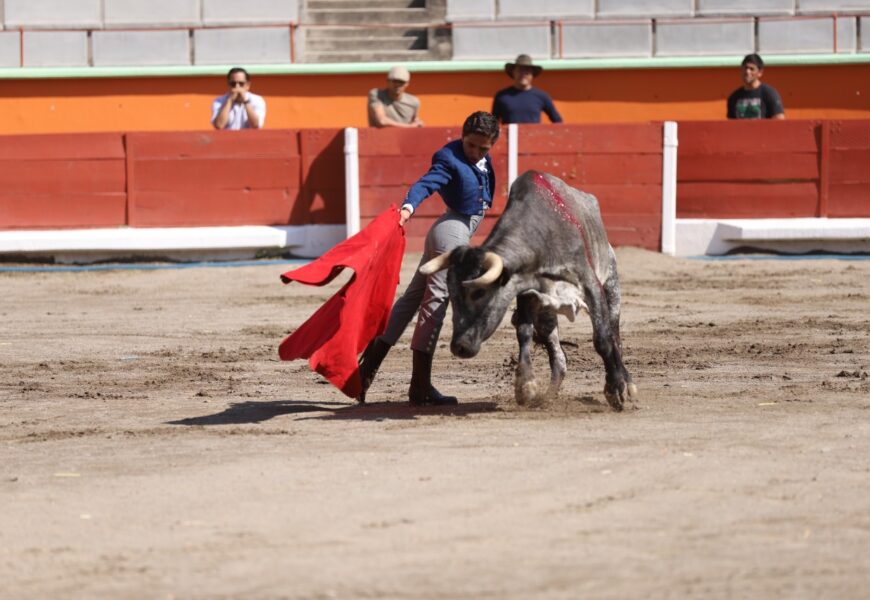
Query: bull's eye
470 288 486 302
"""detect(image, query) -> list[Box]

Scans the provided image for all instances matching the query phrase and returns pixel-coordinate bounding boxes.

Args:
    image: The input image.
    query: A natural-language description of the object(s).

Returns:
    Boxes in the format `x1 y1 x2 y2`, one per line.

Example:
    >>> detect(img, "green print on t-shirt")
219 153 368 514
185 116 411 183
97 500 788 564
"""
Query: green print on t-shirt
736 98 763 119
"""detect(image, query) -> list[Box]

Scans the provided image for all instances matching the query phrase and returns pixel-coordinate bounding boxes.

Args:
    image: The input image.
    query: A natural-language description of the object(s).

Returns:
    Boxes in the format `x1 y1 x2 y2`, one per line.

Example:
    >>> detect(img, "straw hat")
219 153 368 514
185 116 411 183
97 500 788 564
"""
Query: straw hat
505 54 543 78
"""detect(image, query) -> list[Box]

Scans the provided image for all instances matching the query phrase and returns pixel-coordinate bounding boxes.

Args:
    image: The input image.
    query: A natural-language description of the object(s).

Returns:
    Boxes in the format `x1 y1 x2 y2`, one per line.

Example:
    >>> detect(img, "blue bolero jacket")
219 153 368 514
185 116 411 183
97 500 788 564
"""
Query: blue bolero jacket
403 140 495 216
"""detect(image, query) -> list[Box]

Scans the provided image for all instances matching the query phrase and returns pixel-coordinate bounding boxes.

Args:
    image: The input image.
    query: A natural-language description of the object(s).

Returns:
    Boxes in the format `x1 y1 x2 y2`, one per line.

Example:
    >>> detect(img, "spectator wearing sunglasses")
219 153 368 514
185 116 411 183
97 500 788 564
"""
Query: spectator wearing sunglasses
212 67 266 130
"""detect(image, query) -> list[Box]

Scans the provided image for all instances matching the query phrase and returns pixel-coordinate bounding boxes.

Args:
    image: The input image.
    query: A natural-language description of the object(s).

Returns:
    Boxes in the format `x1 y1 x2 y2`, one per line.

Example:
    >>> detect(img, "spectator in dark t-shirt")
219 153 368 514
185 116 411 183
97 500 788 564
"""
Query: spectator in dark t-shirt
727 54 785 120
492 54 562 124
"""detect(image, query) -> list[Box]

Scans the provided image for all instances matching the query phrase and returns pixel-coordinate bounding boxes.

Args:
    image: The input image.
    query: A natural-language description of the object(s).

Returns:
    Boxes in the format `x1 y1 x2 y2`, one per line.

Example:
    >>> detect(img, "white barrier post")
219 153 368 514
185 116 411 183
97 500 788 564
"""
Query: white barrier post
661 121 678 256
508 123 518 191
344 127 360 239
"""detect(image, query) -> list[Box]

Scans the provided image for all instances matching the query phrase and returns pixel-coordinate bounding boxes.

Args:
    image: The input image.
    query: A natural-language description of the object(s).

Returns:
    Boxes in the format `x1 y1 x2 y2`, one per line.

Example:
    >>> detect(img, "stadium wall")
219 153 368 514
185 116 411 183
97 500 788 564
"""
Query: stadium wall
0 57 869 135
2 121 868 257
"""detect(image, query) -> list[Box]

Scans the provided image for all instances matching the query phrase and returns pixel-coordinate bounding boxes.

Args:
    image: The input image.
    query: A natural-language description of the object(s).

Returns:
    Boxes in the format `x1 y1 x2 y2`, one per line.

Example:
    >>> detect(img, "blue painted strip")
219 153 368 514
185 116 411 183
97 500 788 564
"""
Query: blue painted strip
693 254 870 261
0 258 309 273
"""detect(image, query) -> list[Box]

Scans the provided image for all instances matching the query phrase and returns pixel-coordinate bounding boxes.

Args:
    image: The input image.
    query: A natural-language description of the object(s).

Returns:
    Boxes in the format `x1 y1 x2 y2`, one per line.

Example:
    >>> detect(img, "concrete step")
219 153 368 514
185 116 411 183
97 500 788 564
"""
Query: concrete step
305 26 427 39
301 49 434 63
307 0 424 8
304 8 432 25
306 34 425 51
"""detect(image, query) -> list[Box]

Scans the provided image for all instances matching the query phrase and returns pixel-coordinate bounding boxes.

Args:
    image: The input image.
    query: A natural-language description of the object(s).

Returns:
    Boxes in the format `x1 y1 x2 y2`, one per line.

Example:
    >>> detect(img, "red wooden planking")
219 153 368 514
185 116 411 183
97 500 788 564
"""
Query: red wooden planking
0 133 125 161
297 129 345 225
0 193 127 229
358 127 462 157
299 128 344 157
579 154 662 185
360 126 508 157
679 121 819 155
604 227 660 250
678 152 820 182
517 155 578 182
358 155 433 187
131 157 300 191
600 213 661 249
828 183 870 217
518 154 661 186
829 150 870 183
359 187 443 218
829 121 870 150
359 186 406 218
677 182 819 218
126 130 299 159
518 123 661 154
587 184 662 214
0 159 126 193
129 189 296 227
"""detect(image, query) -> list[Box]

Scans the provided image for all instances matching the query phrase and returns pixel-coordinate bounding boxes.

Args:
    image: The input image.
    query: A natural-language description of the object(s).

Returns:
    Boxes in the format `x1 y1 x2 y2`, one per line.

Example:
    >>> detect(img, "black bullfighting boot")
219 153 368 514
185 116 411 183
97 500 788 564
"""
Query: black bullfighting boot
409 349 458 406
357 338 391 403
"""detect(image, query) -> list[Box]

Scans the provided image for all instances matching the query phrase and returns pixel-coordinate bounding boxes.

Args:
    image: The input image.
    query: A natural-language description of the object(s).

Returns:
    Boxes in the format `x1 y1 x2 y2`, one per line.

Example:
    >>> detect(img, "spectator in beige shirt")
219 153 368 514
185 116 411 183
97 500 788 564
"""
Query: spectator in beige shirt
368 66 423 128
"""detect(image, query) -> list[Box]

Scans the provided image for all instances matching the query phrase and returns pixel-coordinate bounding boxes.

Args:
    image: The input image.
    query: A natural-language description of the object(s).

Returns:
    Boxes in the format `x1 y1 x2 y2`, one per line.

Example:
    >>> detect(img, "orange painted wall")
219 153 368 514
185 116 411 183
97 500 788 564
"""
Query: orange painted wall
1 63 869 135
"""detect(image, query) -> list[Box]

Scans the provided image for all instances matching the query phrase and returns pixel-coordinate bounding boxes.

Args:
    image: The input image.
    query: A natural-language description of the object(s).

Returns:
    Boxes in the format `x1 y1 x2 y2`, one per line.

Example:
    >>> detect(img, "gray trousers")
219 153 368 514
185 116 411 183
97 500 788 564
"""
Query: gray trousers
380 209 484 354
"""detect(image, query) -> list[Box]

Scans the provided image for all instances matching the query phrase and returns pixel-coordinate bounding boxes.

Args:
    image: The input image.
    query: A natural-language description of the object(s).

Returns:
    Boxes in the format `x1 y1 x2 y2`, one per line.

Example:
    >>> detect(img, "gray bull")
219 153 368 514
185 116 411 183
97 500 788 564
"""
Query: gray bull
420 171 637 411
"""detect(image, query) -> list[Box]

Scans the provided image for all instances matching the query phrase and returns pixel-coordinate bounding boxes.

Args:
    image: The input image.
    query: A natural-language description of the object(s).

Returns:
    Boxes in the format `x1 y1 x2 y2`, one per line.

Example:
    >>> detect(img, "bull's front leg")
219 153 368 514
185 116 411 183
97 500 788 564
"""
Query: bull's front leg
512 294 543 406
533 309 566 400
584 281 637 412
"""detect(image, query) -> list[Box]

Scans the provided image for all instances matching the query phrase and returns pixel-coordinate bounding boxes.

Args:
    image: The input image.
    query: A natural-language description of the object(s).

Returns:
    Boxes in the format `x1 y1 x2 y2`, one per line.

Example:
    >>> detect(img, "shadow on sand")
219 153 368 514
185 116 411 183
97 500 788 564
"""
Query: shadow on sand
167 399 500 426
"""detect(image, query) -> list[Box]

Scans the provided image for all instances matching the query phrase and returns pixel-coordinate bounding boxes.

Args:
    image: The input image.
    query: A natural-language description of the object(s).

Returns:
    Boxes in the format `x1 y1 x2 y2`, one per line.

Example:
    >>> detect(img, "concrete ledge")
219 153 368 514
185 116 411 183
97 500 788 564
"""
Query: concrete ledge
0 225 346 263
2 53 870 79
675 218 870 256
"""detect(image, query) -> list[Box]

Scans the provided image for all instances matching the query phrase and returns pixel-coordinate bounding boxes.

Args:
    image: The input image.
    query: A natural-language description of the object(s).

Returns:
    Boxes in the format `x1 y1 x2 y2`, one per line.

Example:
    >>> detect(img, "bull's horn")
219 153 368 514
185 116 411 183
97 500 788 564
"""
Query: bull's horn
419 249 453 275
462 252 504 288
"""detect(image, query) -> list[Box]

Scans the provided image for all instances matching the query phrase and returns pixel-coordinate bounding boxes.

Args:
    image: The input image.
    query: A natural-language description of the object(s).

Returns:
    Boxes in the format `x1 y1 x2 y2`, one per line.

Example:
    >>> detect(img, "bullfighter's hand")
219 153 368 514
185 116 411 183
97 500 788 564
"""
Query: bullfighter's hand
399 207 411 227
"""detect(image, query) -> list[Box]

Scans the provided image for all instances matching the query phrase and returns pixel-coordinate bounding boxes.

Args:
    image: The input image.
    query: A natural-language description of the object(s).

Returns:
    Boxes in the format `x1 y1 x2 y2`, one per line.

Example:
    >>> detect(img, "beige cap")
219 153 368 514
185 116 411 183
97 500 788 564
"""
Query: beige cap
387 66 410 82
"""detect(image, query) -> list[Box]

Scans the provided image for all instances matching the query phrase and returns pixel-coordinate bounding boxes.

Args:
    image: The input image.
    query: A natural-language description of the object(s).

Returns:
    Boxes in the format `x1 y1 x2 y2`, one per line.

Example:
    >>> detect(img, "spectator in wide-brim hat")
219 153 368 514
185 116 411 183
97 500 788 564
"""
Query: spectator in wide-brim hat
492 54 562 124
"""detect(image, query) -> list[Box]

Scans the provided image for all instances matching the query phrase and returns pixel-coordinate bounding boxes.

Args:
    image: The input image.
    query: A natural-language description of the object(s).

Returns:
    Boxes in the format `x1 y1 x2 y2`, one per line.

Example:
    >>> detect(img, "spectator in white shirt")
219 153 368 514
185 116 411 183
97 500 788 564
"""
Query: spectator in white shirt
212 67 266 130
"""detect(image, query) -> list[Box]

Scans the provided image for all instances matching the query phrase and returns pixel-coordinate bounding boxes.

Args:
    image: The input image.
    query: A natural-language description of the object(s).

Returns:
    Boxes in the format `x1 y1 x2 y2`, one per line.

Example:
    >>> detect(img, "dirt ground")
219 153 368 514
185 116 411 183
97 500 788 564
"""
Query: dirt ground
2 248 869 599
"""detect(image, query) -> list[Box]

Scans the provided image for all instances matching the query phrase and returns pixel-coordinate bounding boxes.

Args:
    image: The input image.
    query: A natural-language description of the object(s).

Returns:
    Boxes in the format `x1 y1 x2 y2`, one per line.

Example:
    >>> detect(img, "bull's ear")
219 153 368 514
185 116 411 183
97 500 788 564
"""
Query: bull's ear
498 268 511 287
419 249 453 275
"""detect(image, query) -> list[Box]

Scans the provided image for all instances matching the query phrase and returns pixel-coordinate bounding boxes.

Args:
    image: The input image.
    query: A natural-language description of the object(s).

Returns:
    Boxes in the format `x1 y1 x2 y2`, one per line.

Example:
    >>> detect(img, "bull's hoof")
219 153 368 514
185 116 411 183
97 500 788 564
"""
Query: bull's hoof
515 379 546 408
604 381 638 412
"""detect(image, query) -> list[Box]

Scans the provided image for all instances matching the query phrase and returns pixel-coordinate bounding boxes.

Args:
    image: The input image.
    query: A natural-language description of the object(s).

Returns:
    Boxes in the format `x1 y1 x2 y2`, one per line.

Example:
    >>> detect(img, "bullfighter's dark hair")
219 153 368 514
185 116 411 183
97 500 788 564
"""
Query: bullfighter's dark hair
741 53 764 70
227 67 250 82
462 111 500 142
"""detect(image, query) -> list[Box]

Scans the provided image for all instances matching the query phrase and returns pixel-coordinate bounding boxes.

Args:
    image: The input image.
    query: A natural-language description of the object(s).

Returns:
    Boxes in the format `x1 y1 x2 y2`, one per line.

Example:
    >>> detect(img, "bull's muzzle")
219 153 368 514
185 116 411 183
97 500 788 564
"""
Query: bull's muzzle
451 338 479 359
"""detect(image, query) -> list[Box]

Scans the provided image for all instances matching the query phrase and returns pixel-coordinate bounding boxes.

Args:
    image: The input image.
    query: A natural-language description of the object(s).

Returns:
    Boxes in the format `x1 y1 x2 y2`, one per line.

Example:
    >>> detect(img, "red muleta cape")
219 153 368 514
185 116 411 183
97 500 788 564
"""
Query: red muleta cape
278 206 405 398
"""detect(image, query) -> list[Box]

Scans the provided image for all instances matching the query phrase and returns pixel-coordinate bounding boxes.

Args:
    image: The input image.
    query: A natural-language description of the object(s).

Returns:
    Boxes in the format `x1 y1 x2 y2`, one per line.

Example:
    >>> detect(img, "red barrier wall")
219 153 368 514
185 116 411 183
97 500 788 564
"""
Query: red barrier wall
828 121 870 218
0 133 127 229
297 129 345 225
127 130 302 227
517 124 663 249
677 120 870 219
1 122 868 253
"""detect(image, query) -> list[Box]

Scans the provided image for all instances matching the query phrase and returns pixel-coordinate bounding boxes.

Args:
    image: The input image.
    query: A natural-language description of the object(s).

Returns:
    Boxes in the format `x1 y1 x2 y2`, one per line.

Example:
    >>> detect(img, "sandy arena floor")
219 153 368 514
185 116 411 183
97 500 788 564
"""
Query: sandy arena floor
2 248 869 599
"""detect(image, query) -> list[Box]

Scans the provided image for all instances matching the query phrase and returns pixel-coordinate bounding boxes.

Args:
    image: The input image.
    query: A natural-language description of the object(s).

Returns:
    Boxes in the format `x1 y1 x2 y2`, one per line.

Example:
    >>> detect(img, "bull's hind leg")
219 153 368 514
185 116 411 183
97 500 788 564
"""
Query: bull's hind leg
602 250 638 405
533 309 566 401
603 248 624 346
512 295 543 406
584 278 636 412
